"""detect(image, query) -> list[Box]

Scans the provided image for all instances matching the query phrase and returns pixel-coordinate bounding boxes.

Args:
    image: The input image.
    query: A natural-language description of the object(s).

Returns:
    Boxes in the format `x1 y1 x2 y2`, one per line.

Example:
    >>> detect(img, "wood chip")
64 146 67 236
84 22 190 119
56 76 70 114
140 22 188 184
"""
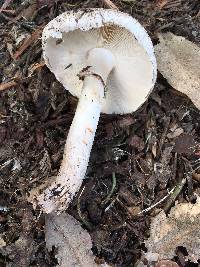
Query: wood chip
0 0 13 13
0 236 6 247
156 0 169 9
102 0 119 10
0 80 18 92
13 26 43 60
155 260 179 267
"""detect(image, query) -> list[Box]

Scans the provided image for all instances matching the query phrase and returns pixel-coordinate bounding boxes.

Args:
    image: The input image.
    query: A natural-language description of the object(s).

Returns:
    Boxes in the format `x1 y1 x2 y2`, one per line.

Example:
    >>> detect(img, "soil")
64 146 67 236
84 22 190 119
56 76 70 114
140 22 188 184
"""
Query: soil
0 0 200 266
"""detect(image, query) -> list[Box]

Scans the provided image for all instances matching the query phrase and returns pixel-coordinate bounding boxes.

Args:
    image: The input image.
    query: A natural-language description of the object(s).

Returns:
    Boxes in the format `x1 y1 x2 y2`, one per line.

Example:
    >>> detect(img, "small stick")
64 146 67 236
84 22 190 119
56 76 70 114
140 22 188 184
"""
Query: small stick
77 186 92 230
13 26 43 60
163 178 187 213
0 9 15 14
138 187 175 215
182 157 193 196
102 172 117 205
157 117 170 158
102 0 119 10
172 153 178 180
0 80 17 91
0 0 13 13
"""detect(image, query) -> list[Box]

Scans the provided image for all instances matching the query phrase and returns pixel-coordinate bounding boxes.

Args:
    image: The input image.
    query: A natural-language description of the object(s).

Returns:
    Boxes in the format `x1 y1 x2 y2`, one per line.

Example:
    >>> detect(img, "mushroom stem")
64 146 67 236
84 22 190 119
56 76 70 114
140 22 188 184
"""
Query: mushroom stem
37 77 103 213
36 48 115 213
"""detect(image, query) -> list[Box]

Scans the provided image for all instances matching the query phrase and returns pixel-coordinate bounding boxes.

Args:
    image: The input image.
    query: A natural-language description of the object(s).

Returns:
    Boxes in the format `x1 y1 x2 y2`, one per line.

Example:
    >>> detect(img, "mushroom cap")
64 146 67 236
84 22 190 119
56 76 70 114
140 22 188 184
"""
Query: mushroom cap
42 9 157 114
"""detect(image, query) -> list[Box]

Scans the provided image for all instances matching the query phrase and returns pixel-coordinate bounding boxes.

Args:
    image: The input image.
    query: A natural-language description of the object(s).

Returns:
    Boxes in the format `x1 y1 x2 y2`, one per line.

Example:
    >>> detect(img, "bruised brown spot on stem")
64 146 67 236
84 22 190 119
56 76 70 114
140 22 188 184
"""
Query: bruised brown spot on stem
86 127 93 134
82 139 88 145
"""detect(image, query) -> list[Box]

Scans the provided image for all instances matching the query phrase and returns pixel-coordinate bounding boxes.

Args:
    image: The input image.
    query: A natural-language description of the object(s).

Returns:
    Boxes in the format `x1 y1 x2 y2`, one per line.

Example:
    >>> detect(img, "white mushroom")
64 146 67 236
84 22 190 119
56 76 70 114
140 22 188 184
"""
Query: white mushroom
36 9 157 213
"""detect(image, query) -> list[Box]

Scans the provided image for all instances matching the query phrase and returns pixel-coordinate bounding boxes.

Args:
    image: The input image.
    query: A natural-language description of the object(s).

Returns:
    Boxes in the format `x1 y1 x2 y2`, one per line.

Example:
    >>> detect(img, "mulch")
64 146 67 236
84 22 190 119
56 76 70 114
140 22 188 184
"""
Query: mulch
0 0 200 266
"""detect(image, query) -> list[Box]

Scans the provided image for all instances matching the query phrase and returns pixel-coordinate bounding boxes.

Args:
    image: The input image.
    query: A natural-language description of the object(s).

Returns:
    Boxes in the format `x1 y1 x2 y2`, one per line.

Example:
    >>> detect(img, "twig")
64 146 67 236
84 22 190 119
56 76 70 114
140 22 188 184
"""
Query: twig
162 0 182 9
102 172 117 205
77 186 92 230
0 0 13 13
156 0 181 9
138 187 175 215
0 61 44 92
102 0 119 10
0 80 18 91
13 26 44 60
182 157 193 196
163 178 187 213
172 152 178 180
157 116 170 158
0 9 15 14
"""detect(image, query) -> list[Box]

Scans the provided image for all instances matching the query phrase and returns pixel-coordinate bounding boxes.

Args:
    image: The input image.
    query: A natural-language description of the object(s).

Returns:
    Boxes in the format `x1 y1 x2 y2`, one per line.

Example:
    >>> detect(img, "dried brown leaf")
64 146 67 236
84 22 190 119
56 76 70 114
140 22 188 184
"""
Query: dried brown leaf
0 236 6 248
37 0 55 8
173 134 198 155
167 126 184 139
129 135 145 151
145 197 200 263
0 126 6 144
155 33 200 110
193 172 200 183
117 116 135 128
46 213 109 267
21 2 37 20
155 260 179 267
28 61 45 77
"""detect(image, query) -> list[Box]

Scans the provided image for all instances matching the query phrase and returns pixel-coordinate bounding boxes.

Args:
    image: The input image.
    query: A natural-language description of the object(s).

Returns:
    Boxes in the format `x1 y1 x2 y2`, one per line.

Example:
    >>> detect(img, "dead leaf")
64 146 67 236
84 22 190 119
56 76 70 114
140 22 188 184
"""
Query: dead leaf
145 197 200 263
28 61 45 77
129 135 145 151
0 126 6 144
105 122 114 138
167 126 184 139
173 134 198 155
155 33 200 110
37 0 55 8
155 260 179 267
46 213 109 267
117 116 135 128
21 2 37 20
0 236 6 248
2 209 34 266
193 172 200 183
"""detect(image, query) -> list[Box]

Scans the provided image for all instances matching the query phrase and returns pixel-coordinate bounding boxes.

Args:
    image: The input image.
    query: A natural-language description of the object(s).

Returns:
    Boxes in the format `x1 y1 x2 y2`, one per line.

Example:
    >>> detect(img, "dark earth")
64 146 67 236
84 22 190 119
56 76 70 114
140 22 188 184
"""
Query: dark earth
0 0 200 266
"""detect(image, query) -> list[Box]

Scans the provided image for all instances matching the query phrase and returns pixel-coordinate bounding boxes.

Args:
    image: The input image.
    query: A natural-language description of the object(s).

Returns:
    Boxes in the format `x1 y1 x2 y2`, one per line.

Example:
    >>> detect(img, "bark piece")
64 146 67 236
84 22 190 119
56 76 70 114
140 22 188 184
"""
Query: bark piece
155 33 200 110
145 197 200 263
46 213 109 267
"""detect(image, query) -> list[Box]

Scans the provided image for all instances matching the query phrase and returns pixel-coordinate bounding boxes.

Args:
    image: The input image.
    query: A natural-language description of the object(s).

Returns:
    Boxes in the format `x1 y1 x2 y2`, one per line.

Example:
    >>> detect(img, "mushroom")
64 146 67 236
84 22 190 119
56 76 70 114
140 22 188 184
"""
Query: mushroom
35 9 157 213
